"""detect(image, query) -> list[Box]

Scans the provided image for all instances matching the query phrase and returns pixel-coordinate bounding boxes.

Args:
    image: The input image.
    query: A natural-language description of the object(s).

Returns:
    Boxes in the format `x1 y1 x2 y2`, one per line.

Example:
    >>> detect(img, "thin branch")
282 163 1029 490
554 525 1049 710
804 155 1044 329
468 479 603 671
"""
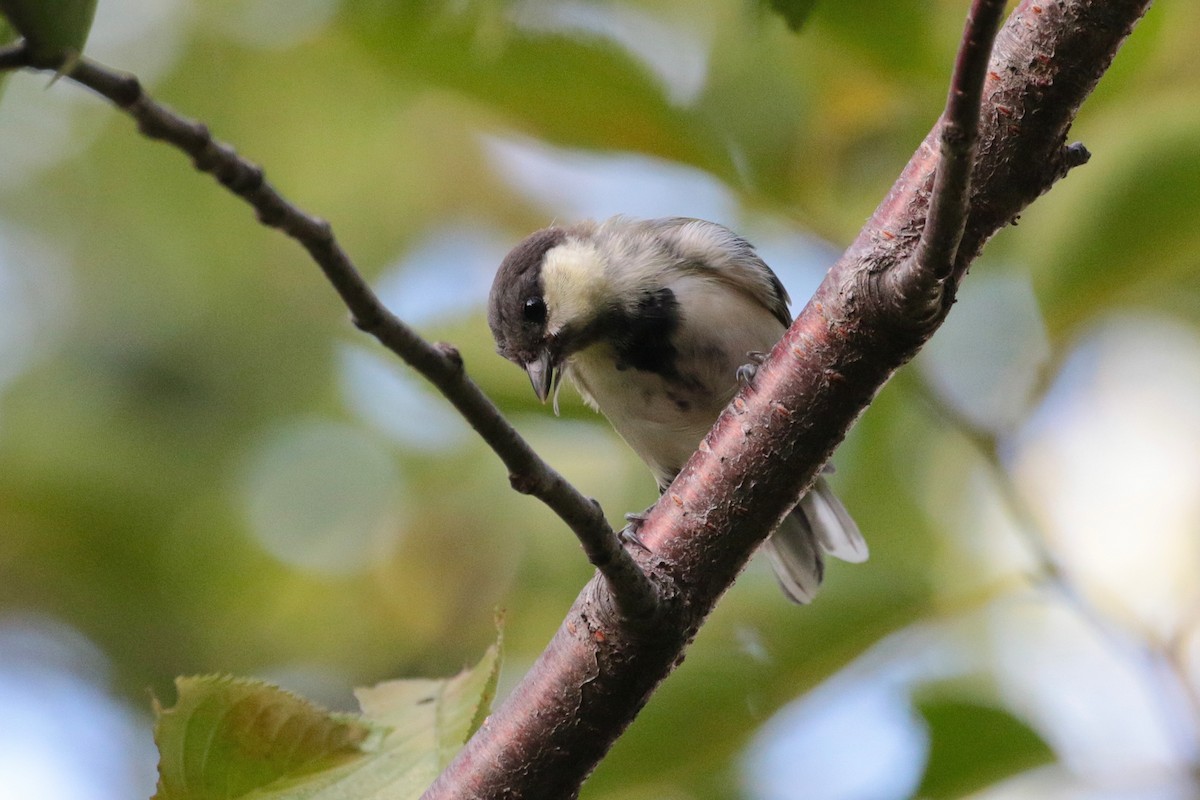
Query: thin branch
1166 616 1200 752
0 49 660 621
911 375 1200 766
893 0 1007 321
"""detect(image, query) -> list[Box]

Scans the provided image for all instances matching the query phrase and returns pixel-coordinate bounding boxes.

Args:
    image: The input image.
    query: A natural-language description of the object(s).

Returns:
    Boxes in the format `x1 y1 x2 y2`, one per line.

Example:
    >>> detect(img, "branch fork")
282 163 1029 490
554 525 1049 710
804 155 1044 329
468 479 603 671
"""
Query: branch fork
888 0 1007 326
0 0 1153 794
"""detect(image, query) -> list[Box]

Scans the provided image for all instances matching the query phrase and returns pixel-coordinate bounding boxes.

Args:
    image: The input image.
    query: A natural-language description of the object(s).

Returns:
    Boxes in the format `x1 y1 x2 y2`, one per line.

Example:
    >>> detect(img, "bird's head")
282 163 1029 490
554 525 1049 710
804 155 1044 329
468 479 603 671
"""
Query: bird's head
488 225 613 403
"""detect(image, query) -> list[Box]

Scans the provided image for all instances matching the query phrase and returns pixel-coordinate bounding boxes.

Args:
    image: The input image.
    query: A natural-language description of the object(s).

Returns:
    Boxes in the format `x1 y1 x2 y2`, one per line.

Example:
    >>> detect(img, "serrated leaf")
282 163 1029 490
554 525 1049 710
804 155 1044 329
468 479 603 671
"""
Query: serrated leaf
153 642 502 800
356 639 501 772
915 698 1055 799
0 0 97 59
152 676 376 800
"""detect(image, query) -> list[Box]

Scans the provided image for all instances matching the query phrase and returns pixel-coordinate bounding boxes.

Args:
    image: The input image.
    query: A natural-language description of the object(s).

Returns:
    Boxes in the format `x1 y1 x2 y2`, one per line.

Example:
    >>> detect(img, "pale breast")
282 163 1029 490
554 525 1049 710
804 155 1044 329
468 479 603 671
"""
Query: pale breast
566 275 786 486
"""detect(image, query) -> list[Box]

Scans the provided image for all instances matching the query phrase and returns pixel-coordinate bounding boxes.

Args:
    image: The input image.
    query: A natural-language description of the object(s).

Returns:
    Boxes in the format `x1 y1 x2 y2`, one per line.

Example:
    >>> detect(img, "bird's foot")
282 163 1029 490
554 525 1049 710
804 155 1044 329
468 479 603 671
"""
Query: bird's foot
736 351 768 386
620 510 652 552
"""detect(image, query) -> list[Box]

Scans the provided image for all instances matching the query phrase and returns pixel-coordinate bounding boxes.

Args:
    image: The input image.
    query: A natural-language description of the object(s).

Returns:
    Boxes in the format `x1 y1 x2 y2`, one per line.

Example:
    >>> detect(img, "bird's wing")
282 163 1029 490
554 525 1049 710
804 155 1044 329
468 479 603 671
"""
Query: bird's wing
638 217 792 328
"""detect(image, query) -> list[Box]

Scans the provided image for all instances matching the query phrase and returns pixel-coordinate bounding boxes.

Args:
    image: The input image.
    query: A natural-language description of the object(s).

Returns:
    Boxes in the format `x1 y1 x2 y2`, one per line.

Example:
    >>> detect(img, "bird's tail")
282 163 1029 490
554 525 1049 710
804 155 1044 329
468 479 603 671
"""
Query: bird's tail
761 474 869 604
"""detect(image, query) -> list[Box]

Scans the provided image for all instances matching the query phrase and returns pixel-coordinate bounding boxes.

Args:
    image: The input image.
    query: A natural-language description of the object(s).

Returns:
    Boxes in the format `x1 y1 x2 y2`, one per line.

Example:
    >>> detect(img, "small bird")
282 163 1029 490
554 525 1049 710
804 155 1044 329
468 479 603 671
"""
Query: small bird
487 216 867 602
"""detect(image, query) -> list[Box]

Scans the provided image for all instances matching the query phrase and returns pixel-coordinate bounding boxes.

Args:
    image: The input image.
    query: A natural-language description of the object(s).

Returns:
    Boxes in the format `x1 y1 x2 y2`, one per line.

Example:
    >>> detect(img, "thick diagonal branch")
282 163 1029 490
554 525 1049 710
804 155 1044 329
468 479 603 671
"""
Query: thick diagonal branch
0 41 659 621
425 1 1151 797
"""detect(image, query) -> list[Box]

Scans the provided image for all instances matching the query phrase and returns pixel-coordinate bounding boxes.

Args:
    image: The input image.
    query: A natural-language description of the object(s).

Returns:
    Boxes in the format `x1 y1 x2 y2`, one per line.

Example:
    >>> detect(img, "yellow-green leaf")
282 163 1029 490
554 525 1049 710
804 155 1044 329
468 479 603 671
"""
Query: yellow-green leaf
152 676 376 800
356 639 502 773
153 642 502 800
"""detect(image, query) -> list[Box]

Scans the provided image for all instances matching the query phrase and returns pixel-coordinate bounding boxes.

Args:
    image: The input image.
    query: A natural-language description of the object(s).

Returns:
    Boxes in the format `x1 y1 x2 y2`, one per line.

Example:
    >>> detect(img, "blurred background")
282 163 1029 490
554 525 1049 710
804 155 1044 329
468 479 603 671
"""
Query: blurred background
1 0 1198 798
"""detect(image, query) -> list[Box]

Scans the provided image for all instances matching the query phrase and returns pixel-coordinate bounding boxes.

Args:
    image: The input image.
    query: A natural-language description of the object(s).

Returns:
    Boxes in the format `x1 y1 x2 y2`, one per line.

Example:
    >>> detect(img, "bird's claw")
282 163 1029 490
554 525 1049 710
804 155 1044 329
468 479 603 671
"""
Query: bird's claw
736 351 767 386
619 526 651 552
620 511 652 552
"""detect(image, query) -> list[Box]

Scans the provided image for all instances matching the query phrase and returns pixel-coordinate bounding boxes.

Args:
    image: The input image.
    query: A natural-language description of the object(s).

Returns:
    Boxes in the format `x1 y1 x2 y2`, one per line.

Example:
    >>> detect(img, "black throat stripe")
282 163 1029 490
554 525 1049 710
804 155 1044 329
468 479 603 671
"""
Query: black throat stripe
607 287 683 378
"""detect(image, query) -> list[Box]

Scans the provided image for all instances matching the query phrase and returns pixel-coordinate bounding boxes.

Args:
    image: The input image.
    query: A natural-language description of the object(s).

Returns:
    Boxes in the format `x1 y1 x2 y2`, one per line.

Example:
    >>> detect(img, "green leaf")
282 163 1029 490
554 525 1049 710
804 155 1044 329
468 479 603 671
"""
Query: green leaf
915 698 1055 800
763 0 820 32
153 643 502 800
0 0 97 59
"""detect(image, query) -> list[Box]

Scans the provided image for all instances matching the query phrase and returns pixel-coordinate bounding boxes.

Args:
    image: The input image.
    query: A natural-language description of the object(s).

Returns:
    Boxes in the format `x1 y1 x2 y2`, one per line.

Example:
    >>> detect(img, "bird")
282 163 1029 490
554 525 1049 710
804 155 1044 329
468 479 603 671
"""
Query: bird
487 216 867 602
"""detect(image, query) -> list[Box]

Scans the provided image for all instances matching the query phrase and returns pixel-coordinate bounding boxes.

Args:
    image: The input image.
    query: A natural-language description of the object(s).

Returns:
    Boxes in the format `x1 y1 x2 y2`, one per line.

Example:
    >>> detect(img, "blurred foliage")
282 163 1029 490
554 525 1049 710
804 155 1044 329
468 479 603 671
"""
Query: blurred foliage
0 0 1197 798
914 695 1055 799
762 0 819 33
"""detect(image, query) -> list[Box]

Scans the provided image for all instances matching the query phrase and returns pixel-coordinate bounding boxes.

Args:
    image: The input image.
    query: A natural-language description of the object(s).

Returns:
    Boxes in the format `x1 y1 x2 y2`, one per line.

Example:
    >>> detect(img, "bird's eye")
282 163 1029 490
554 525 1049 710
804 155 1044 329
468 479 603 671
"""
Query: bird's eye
523 296 547 324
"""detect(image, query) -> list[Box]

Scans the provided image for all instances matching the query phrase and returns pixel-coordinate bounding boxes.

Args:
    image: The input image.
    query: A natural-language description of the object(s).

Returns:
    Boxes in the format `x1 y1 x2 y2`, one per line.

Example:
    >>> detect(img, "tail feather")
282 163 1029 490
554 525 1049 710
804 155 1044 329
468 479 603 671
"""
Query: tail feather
762 514 824 604
764 475 868 604
799 475 869 563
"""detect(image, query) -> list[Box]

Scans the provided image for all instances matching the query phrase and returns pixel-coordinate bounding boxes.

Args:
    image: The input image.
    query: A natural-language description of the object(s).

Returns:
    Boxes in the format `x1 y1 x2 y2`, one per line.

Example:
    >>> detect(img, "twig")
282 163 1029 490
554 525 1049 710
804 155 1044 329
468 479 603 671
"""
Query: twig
0 42 660 622
893 0 1008 322
1166 615 1200 757
910 375 1200 767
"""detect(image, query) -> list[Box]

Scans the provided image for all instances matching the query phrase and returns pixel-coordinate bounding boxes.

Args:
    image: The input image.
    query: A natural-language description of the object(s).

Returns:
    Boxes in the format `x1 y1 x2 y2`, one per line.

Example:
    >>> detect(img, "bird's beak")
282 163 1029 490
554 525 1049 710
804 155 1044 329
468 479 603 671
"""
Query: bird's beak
524 349 555 403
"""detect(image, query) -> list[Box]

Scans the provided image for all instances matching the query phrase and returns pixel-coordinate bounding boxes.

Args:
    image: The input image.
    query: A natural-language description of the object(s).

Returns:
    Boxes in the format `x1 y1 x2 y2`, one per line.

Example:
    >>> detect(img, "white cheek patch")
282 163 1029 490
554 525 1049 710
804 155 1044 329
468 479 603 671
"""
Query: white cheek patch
541 241 610 333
